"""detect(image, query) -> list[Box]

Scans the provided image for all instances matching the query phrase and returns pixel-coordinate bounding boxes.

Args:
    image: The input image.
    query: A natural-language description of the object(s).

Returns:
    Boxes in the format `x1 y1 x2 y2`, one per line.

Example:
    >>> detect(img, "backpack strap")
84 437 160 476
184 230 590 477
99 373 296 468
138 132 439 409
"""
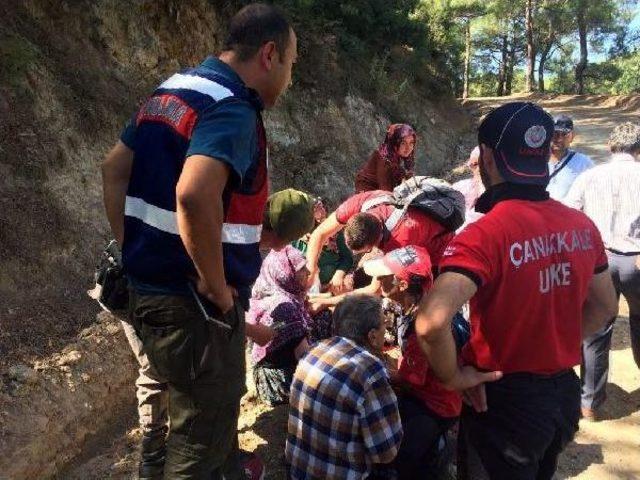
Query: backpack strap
384 186 426 232
549 151 577 180
360 194 394 212
384 207 405 233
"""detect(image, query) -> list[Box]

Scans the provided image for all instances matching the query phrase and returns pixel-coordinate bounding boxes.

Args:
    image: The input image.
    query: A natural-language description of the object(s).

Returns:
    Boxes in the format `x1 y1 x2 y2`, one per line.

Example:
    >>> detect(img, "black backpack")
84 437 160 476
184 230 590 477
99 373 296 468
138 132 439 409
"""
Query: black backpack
360 176 466 233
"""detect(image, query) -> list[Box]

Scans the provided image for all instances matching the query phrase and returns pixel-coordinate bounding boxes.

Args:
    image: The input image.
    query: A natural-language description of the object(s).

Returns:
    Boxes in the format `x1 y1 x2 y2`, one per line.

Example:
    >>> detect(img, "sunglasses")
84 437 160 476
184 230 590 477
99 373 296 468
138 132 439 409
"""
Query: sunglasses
553 131 571 137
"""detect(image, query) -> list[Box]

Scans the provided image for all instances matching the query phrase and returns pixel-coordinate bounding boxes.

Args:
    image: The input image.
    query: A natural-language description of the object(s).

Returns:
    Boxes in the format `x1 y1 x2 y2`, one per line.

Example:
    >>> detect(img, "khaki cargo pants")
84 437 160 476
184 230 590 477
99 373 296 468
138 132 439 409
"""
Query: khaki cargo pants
121 321 169 438
130 292 247 480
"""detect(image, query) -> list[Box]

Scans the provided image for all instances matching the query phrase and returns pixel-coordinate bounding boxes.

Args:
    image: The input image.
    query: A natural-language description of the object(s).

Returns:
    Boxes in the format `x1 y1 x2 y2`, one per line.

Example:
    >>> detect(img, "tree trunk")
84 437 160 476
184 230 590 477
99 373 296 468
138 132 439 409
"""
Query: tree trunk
463 18 471 99
525 0 536 92
505 22 517 95
574 0 588 94
497 33 509 96
538 36 554 92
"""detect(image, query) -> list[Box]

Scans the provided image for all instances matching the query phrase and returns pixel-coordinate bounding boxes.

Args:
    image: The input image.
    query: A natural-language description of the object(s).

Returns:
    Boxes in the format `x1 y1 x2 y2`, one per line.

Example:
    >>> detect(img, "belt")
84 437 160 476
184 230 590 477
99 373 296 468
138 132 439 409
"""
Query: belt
500 369 573 381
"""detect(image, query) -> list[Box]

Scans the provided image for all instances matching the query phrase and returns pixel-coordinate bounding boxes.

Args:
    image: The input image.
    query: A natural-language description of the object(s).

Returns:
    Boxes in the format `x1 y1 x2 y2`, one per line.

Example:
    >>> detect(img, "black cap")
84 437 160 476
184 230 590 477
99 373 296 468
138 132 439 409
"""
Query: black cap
554 114 574 132
478 102 554 186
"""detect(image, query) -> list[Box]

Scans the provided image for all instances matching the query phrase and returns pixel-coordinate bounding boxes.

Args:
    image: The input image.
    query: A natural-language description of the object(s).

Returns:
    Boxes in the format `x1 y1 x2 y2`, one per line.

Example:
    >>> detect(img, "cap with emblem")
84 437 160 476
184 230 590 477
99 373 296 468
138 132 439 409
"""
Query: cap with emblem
553 114 574 133
363 245 433 291
478 101 554 186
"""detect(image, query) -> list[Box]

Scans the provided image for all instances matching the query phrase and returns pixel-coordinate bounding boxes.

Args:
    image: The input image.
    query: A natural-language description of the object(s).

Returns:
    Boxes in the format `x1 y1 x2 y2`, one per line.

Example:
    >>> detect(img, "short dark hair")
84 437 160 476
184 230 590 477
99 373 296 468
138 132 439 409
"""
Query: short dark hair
406 275 425 298
609 122 640 154
344 213 382 251
224 3 291 62
333 295 382 345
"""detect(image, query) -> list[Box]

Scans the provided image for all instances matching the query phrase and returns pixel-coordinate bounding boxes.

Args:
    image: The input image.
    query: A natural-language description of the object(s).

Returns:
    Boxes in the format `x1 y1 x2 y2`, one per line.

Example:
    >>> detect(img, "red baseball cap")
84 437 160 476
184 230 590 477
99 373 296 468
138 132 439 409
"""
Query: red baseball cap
364 245 433 291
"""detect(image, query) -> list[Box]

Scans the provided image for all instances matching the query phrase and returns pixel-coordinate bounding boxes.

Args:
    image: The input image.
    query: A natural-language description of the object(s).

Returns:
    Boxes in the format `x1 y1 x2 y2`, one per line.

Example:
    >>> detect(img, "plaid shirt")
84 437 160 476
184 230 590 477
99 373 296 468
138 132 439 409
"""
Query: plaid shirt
286 336 402 479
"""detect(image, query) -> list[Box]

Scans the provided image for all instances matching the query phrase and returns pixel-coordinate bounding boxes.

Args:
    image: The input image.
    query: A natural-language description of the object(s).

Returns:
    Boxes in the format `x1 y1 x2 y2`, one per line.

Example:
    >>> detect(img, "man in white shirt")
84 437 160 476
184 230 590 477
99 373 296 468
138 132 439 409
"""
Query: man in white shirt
548 115 594 200
564 122 640 420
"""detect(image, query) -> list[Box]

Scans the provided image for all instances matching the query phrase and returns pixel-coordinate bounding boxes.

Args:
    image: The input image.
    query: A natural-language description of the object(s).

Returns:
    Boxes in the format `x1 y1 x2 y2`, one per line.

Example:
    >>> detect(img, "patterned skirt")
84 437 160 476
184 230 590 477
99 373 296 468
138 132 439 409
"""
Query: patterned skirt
306 310 333 345
253 363 296 406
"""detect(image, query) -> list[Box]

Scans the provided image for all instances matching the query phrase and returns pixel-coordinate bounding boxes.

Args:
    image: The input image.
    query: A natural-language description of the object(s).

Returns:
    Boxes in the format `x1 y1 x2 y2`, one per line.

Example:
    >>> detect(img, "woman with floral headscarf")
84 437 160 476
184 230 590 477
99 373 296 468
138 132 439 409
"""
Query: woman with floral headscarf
355 123 417 192
247 245 311 405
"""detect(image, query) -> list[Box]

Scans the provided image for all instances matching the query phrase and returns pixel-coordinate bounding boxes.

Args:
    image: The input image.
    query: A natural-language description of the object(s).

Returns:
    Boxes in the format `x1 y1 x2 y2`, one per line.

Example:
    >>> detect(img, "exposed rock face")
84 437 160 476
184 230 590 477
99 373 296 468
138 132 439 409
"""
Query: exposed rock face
0 2 471 477
0 313 136 479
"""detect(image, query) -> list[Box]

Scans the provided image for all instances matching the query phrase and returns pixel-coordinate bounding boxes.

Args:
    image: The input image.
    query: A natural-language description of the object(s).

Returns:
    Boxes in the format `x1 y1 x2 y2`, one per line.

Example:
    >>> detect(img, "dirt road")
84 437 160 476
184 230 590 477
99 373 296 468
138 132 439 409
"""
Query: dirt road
61 94 640 479
462 93 640 163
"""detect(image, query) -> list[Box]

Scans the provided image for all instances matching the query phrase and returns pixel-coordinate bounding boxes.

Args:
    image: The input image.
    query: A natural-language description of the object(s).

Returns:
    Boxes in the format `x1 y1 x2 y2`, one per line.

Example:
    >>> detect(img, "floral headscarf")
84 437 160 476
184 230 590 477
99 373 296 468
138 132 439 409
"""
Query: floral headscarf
247 245 310 364
378 123 417 176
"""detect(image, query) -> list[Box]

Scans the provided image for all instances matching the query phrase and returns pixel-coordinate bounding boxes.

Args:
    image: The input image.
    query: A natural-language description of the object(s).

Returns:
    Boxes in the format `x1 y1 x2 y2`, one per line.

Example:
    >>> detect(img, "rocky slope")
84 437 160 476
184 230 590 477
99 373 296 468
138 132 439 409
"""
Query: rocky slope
0 0 471 369
0 1 471 477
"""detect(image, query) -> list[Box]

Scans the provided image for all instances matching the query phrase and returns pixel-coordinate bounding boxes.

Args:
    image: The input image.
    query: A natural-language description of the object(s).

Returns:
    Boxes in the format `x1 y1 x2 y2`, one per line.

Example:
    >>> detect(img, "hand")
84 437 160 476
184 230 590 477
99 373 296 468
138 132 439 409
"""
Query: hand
329 271 346 295
450 365 502 413
306 265 319 289
461 384 488 413
635 255 640 270
308 298 329 315
196 278 237 314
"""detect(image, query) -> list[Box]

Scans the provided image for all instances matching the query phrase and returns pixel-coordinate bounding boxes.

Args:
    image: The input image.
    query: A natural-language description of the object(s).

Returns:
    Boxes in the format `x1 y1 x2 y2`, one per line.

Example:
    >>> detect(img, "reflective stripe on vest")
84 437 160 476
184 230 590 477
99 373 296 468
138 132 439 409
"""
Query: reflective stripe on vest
125 196 261 244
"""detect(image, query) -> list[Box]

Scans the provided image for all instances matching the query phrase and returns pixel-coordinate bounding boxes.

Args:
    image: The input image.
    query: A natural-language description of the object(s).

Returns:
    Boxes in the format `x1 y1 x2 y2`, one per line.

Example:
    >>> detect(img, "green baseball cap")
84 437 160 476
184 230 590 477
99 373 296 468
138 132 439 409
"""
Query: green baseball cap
265 189 315 242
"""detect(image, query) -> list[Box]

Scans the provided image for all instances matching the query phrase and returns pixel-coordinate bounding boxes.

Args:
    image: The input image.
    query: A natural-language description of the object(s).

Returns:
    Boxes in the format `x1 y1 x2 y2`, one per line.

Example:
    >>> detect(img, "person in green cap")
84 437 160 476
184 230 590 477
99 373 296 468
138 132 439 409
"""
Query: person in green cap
261 188 315 252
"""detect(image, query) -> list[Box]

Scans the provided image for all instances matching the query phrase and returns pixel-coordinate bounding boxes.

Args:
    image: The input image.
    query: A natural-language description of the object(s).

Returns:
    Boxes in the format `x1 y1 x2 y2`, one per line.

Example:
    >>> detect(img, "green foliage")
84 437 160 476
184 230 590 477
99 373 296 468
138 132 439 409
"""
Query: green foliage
269 0 466 97
510 68 528 93
545 47 577 93
468 71 499 97
0 34 40 88
463 0 640 96
610 52 640 93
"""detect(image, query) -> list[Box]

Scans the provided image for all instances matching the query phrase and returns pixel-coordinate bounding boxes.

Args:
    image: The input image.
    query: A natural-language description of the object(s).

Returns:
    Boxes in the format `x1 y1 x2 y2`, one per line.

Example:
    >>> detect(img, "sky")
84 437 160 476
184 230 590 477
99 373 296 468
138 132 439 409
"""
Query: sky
591 5 640 62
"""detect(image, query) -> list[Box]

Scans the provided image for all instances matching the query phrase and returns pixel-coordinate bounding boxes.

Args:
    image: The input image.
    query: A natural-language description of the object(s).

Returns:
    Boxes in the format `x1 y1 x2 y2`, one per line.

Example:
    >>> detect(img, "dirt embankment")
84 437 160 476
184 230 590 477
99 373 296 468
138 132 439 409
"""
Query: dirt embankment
0 1 472 478
0 0 471 372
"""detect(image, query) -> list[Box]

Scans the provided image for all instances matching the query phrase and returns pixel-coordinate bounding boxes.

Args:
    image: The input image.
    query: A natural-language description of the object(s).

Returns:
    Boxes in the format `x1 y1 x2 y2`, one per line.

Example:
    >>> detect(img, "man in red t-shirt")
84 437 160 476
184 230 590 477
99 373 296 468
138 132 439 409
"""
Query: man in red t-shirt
414 102 618 480
305 190 453 289
364 246 461 479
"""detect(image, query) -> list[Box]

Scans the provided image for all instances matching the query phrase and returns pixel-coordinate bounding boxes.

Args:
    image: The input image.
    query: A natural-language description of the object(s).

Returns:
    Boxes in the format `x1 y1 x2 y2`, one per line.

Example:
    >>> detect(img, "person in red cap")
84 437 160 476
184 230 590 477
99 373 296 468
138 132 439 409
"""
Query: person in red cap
364 246 462 480
414 102 618 480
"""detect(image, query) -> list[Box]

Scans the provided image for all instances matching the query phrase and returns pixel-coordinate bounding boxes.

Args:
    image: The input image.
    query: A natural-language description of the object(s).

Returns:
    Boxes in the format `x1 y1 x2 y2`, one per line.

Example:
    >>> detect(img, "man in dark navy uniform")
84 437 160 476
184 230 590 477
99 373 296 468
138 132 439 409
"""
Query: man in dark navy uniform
101 4 298 479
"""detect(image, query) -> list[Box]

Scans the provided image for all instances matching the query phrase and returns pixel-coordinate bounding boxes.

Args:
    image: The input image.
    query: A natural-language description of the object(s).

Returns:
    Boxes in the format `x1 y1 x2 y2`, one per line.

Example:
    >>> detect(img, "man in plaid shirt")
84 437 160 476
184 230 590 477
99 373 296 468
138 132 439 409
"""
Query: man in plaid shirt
286 295 402 479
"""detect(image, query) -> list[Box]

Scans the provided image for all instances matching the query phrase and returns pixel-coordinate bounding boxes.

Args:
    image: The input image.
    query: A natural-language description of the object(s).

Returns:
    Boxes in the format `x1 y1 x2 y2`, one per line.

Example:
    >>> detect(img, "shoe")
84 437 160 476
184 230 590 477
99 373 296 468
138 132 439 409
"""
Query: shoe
581 407 598 422
139 427 167 480
240 451 265 480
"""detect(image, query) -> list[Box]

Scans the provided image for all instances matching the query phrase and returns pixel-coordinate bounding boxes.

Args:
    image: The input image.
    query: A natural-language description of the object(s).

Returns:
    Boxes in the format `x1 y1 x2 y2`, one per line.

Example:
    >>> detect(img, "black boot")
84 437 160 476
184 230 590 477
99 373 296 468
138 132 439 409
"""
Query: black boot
138 426 167 480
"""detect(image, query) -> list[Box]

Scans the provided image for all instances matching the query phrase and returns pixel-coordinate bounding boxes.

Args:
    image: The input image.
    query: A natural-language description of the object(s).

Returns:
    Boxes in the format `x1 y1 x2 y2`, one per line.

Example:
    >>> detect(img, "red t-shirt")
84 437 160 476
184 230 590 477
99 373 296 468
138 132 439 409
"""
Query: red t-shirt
398 334 462 418
440 198 608 374
335 191 453 264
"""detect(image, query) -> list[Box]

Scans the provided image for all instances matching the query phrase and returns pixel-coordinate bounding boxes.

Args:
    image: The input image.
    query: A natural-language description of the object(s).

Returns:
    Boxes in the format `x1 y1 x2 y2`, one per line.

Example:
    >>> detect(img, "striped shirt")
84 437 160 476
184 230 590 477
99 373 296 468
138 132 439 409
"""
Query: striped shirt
286 336 402 479
564 153 640 254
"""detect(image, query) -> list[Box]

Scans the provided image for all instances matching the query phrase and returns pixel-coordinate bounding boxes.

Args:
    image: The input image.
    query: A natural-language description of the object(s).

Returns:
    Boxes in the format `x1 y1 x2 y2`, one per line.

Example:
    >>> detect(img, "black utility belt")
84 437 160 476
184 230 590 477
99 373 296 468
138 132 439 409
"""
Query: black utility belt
500 369 573 382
